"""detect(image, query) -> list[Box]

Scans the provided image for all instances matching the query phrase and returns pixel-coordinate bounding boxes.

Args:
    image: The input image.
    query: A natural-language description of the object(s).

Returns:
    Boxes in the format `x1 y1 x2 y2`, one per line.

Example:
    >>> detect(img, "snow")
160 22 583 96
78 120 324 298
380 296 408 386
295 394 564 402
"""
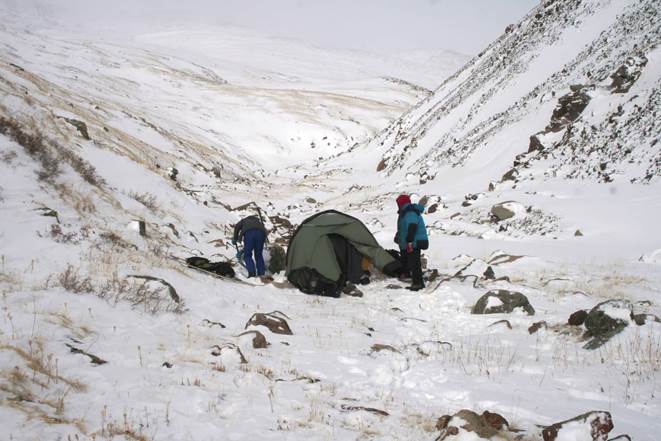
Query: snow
1 1 660 441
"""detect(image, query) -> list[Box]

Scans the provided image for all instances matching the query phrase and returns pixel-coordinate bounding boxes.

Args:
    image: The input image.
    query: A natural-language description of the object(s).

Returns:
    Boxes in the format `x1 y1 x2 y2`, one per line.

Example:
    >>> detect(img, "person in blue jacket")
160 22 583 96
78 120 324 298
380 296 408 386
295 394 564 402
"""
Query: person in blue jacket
232 215 268 277
395 194 429 291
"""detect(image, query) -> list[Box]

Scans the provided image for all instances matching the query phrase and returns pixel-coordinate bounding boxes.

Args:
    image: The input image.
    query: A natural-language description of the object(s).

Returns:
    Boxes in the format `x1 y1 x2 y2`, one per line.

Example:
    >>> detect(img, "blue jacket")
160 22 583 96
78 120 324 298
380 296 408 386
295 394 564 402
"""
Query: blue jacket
397 203 429 250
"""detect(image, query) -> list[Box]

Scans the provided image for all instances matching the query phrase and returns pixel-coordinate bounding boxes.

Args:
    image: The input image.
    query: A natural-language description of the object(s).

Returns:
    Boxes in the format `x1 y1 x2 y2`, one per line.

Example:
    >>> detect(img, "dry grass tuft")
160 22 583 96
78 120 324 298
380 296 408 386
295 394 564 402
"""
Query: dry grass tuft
129 191 161 214
50 264 185 314
0 116 104 187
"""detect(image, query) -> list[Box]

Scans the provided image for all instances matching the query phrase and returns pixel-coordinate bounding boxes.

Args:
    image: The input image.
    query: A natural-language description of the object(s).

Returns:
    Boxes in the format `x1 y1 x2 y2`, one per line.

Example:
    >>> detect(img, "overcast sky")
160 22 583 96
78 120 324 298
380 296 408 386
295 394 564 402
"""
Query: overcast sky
1 0 539 55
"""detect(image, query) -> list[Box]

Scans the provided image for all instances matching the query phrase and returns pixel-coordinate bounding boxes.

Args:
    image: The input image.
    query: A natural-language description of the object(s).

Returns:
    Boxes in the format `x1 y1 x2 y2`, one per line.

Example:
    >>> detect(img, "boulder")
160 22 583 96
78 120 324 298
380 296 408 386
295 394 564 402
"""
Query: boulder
542 411 613 441
472 290 535 315
568 310 588 326
490 201 525 221
583 300 633 350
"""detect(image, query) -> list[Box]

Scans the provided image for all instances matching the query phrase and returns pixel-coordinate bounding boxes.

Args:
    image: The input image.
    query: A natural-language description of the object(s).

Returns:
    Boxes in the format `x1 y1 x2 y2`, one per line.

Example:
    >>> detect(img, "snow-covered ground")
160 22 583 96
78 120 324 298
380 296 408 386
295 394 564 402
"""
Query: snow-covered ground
1 1 660 441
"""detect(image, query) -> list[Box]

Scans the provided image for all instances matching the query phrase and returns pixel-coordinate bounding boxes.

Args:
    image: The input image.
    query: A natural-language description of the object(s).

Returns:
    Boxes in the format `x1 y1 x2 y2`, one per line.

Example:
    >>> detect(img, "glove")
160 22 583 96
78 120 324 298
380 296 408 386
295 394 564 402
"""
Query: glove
406 243 414 253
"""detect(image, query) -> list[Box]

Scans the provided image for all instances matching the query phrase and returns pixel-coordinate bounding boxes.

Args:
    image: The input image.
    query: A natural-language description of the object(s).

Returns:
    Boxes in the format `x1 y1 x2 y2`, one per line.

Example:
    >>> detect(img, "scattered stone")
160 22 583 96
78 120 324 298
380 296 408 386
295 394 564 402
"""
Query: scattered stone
488 182 496 191
235 330 269 349
168 167 179 181
501 168 519 182
126 274 180 303
62 117 91 140
211 165 222 178
490 201 525 221
210 343 248 364
610 55 648 94
371 344 400 353
528 133 546 153
162 362 173 368
568 310 588 326
483 266 495 280
386 284 403 289
437 409 499 440
65 343 107 365
340 404 389 417
542 411 613 441
481 411 509 431
201 319 226 329
376 159 387 172
489 319 512 329
428 203 439 213
436 415 452 431
583 300 632 349
36 206 60 223
632 313 661 326
461 200 472 207
472 289 535 315
575 229 584 236
245 311 293 335
528 321 547 334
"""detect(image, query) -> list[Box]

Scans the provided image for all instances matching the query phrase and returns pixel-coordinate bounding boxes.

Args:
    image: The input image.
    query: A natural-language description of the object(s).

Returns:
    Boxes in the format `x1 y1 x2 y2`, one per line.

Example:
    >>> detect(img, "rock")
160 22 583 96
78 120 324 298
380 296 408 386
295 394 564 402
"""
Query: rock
437 409 502 440
436 415 452 431
483 266 495 280
245 312 293 335
609 55 648 94
376 159 387 172
428 203 439 214
62 117 91 140
236 330 269 349
501 168 519 182
542 411 613 441
268 245 286 274
490 201 525 221
529 133 546 153
472 290 535 315
575 229 584 236
211 165 222 178
488 182 496 191
481 411 509 431
547 86 592 132
632 313 661 326
528 321 547 334
583 300 632 350
568 310 588 326
461 200 472 207
168 167 179 181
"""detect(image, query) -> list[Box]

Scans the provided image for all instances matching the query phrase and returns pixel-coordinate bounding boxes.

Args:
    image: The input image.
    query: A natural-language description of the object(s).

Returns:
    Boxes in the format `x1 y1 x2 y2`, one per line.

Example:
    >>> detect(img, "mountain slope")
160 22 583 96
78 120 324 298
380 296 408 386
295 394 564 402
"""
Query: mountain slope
360 0 659 188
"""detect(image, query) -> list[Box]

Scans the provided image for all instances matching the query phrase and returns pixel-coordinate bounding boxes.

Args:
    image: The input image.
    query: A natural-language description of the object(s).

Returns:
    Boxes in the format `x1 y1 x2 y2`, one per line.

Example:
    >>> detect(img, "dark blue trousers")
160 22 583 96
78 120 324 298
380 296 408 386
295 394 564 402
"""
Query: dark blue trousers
243 229 265 276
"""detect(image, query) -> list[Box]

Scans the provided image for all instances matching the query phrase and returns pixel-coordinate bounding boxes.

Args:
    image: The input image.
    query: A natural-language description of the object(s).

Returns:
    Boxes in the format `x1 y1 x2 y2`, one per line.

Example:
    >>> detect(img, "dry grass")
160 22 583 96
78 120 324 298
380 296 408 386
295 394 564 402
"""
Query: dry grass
129 191 161 214
50 264 185 314
0 115 104 187
0 115 60 182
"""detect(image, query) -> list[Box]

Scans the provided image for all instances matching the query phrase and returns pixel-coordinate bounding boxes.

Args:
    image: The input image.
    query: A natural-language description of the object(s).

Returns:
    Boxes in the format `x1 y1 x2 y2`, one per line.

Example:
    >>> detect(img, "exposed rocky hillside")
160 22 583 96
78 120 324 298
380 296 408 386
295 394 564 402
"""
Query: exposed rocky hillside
368 0 660 187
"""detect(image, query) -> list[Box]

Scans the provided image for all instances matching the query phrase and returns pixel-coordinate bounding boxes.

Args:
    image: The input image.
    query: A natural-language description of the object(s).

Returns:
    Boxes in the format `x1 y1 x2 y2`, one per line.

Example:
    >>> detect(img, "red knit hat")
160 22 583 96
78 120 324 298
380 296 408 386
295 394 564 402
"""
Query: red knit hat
396 194 411 209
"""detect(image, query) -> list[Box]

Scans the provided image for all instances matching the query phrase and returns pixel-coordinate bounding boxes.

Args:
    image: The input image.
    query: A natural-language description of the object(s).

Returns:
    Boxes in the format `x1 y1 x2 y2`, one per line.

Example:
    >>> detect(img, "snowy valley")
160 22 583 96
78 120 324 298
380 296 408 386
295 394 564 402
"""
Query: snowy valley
1 1 660 440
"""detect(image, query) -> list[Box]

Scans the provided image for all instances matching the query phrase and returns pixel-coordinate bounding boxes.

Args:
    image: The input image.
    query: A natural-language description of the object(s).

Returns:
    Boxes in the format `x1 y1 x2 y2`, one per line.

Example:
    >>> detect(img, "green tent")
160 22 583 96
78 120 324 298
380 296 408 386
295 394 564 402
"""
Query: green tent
286 210 401 297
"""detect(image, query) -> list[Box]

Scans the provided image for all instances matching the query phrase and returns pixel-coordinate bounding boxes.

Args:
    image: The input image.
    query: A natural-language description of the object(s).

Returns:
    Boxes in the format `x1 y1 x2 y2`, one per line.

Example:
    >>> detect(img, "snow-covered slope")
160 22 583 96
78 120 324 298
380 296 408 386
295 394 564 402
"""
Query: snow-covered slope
359 0 659 187
1 2 661 441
